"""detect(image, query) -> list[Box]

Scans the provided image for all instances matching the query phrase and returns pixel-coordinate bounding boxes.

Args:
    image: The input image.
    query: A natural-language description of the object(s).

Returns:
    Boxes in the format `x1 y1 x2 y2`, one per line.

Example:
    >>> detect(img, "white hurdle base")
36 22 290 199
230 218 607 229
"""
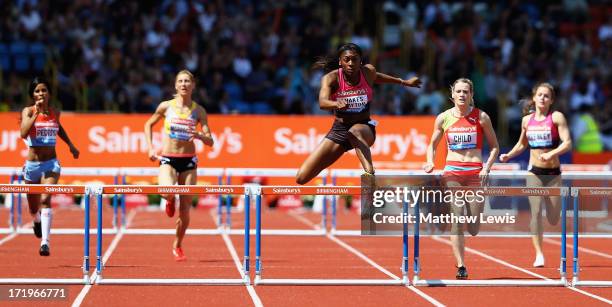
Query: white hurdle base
0 278 87 284
330 230 362 236
0 228 14 234
123 228 221 235
572 278 612 287
95 278 248 285
122 228 326 236
413 277 567 287
228 229 326 236
16 228 119 235
254 277 405 286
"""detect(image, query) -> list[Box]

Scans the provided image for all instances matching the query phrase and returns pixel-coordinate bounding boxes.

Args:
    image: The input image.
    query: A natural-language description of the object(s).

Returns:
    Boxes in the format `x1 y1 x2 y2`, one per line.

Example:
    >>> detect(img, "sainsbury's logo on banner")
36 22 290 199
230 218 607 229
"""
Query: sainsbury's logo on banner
0 113 440 168
87 126 242 158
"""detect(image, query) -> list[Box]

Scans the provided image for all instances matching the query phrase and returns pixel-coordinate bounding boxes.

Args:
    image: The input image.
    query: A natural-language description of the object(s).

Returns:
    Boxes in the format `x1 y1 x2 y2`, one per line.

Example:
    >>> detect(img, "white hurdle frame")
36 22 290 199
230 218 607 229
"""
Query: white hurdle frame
0 167 121 236
571 187 612 287
0 184 95 285
224 168 328 236
329 164 523 236
0 183 252 285
118 167 227 235
0 167 229 236
94 184 251 285
253 185 407 286
412 186 570 287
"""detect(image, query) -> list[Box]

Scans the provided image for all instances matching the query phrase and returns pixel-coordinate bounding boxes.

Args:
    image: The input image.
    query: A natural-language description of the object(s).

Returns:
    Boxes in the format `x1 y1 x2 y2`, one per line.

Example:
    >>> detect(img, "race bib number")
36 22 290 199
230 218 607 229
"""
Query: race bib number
447 132 477 150
34 123 58 144
527 129 552 148
169 118 196 141
337 95 368 112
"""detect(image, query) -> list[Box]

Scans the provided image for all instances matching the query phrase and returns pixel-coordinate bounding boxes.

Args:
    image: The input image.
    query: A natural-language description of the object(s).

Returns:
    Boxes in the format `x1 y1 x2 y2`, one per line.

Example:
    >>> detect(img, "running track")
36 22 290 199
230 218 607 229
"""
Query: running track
0 206 610 306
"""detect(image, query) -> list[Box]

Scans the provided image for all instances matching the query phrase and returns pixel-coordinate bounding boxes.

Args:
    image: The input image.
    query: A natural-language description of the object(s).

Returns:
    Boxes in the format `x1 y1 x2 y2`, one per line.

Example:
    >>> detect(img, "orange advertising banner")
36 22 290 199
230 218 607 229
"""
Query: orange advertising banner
0 113 444 169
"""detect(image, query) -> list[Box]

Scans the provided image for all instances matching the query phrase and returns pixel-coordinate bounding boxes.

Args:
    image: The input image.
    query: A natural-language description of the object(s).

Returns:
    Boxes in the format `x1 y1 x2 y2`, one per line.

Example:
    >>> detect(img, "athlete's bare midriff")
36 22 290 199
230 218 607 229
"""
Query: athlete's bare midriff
446 148 483 163
335 112 370 125
161 135 196 156
26 146 57 162
529 147 560 168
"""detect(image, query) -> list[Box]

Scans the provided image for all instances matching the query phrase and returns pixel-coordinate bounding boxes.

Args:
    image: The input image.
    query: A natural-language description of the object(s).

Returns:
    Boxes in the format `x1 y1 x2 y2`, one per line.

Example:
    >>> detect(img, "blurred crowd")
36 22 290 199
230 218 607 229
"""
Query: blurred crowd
0 0 610 148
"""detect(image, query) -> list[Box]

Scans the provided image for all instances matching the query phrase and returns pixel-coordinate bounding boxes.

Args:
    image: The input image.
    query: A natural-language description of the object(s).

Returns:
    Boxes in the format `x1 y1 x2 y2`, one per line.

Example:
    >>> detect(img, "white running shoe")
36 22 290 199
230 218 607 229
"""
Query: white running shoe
533 253 545 267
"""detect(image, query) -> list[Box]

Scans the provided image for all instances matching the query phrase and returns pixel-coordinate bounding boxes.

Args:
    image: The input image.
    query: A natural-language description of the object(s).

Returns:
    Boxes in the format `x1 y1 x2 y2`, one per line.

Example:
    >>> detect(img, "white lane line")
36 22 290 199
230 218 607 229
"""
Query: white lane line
221 233 263 307
210 210 263 307
288 211 444 307
71 209 136 307
287 210 321 230
0 232 18 246
544 238 612 259
0 222 33 246
433 236 612 305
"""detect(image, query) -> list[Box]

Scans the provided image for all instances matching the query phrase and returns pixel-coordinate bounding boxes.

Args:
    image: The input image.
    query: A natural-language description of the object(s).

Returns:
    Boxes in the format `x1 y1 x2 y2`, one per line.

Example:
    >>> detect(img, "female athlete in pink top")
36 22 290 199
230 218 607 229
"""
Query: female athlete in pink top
500 83 572 267
296 43 421 185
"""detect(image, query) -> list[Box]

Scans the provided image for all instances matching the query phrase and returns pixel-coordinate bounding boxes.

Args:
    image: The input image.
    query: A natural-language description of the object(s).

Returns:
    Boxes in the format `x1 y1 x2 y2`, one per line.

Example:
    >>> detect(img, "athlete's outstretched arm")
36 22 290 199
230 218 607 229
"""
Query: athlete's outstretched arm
144 102 168 161
500 115 530 162
423 114 445 173
365 64 422 87
20 107 38 138
480 111 500 173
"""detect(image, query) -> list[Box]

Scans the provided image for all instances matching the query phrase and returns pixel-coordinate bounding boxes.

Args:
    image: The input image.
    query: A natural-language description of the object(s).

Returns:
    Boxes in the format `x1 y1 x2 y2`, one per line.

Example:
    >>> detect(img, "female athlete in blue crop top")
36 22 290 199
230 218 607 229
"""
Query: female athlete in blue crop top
20 77 80 256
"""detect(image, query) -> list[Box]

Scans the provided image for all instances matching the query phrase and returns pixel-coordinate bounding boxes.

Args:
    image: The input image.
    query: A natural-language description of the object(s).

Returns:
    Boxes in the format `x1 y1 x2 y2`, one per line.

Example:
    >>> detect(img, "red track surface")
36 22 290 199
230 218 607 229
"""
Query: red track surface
0 204 610 306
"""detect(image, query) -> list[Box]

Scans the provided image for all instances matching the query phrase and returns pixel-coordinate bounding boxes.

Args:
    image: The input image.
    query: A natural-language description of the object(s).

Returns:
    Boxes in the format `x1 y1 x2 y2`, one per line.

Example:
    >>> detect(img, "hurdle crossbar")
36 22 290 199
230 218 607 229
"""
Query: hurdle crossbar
570 187 612 287
413 186 570 287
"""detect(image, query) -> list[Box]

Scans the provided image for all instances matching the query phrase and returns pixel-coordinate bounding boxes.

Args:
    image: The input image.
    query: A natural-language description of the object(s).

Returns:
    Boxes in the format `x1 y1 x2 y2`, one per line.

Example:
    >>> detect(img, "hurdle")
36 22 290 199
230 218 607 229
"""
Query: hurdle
412 186 570 287
94 184 251 285
2 171 23 233
118 167 227 235
0 184 93 285
253 185 407 285
0 167 229 235
329 164 522 236
571 187 612 287
1 167 121 235
224 168 329 236
490 170 611 219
